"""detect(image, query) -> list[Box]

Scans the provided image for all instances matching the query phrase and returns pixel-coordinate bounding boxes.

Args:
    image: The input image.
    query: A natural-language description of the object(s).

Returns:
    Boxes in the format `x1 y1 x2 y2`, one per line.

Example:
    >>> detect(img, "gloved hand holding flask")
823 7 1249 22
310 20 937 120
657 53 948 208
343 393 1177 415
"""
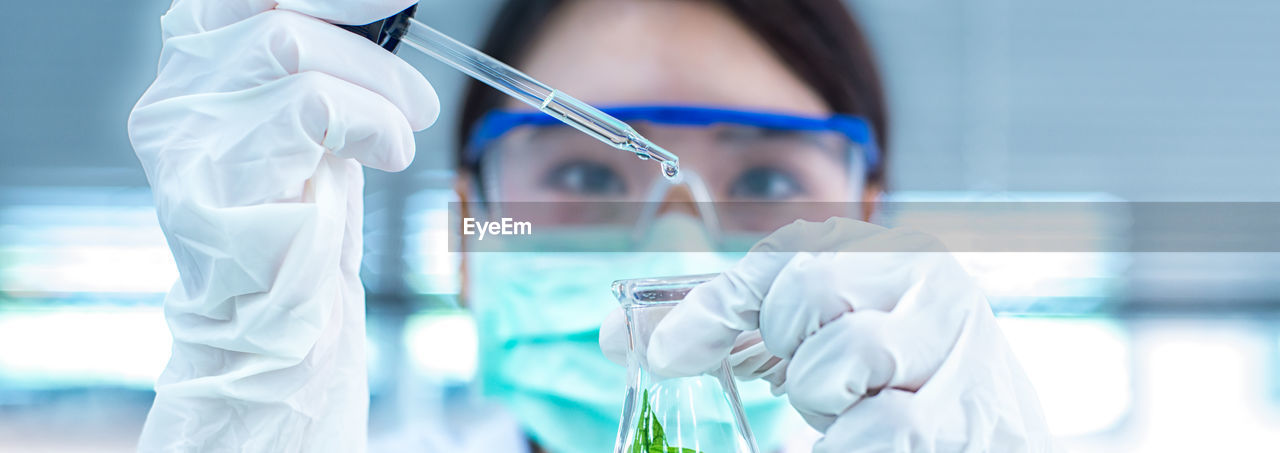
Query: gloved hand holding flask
602 218 1058 453
127 0 438 450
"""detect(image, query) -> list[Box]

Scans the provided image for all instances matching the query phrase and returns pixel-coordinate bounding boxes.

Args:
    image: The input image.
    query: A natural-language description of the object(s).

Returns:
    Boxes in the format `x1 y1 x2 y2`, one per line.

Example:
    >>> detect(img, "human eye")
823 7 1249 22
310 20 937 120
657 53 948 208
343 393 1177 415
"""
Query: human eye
541 160 628 196
728 166 806 200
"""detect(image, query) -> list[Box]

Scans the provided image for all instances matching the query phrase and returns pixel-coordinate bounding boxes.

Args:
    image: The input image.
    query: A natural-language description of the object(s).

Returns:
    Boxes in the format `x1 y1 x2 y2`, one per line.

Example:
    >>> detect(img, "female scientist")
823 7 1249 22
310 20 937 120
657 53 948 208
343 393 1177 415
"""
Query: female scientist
127 0 1055 452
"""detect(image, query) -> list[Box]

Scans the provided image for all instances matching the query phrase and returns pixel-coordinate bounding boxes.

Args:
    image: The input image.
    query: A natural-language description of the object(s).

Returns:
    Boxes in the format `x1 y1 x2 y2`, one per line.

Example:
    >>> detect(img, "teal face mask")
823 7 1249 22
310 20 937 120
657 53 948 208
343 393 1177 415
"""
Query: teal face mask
466 215 795 453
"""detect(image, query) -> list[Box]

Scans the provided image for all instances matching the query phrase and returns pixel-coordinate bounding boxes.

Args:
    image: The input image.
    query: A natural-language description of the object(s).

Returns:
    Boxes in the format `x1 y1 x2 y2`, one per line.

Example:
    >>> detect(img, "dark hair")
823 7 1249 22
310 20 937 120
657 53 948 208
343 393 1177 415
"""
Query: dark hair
457 0 889 186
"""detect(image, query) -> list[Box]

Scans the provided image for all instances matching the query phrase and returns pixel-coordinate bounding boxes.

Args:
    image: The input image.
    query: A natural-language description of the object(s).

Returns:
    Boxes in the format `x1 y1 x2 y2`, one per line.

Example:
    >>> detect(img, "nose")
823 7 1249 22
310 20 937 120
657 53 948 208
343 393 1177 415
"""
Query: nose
655 183 700 219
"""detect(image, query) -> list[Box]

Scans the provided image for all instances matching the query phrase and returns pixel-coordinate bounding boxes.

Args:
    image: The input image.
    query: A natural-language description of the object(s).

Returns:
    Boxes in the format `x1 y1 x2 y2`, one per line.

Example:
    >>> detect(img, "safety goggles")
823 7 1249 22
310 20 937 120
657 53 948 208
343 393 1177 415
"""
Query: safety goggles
463 105 880 246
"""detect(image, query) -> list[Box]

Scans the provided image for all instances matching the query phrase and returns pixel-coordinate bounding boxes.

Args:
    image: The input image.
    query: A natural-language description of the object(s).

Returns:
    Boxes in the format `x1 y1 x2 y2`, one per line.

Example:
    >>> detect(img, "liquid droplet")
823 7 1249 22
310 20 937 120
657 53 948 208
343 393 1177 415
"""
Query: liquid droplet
662 161 680 180
635 153 650 161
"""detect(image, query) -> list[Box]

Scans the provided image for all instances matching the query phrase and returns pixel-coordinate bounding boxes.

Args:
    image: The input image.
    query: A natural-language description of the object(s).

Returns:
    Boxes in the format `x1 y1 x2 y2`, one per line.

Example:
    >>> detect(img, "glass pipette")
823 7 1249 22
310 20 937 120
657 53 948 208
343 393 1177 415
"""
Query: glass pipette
341 10 680 180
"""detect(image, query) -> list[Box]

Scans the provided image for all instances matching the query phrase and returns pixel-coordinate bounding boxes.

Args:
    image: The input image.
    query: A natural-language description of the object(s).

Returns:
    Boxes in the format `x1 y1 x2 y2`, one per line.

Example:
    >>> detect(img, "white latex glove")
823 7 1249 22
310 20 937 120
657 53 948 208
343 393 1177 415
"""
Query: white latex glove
128 0 437 451
601 218 1056 453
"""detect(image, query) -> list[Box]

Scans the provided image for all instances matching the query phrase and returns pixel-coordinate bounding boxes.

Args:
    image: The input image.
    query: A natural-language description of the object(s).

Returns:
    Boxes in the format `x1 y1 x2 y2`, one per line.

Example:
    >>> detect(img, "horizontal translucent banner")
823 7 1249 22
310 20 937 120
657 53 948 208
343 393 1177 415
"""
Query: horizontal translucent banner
447 202 1280 252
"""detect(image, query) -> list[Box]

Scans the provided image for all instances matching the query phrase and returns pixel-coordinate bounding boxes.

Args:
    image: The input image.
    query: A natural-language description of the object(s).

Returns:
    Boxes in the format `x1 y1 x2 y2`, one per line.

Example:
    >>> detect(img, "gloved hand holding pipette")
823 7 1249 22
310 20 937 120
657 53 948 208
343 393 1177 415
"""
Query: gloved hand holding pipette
128 0 436 450
129 0 686 450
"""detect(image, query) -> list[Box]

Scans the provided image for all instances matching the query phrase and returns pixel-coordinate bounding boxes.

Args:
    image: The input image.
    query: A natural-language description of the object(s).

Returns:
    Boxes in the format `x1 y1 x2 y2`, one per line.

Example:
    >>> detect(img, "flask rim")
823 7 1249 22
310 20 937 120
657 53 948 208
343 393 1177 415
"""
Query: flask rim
611 273 718 308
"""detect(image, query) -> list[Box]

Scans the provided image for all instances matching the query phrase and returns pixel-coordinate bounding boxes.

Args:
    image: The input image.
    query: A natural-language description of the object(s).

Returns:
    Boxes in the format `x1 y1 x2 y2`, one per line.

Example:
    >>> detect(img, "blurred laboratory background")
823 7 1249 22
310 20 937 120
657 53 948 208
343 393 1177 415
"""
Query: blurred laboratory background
2 1 1279 452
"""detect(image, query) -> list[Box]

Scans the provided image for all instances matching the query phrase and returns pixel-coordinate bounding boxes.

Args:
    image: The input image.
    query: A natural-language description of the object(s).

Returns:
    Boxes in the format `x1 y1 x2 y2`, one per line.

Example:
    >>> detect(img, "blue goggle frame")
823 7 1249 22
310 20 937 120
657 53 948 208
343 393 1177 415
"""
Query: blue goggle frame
465 105 881 173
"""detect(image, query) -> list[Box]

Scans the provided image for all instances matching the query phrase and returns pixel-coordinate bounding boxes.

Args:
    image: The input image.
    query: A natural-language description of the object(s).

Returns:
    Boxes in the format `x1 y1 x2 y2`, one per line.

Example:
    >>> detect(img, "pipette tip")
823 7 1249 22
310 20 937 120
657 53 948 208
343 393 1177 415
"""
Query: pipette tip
631 138 680 181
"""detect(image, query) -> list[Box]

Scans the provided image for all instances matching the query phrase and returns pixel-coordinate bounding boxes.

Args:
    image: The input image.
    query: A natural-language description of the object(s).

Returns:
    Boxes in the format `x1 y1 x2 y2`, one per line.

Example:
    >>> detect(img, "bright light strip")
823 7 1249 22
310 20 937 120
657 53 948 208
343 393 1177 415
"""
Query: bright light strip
1133 322 1280 452
0 308 170 388
402 189 461 295
998 317 1132 437
1 204 177 294
403 311 477 383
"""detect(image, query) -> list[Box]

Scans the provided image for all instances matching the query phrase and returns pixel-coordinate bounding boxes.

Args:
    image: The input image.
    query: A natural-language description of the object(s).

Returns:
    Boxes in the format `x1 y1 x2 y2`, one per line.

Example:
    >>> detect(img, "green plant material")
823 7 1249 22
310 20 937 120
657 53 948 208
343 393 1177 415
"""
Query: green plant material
631 389 703 453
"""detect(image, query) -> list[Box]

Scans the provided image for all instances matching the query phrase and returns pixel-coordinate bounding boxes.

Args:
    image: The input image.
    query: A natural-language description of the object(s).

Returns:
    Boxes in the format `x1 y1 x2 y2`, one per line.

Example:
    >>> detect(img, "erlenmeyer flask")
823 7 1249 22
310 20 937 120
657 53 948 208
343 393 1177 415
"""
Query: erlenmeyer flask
612 274 760 453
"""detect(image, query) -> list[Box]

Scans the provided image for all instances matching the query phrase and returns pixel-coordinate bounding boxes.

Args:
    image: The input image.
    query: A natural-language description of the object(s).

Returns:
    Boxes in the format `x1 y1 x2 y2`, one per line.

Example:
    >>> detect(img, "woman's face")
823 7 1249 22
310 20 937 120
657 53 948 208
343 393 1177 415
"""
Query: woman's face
482 0 875 226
